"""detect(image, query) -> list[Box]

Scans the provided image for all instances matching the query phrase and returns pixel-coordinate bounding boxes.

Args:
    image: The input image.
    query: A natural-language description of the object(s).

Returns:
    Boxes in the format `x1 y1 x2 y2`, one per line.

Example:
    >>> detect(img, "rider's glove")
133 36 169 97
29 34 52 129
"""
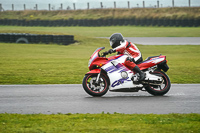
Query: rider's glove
108 49 116 54
102 51 108 56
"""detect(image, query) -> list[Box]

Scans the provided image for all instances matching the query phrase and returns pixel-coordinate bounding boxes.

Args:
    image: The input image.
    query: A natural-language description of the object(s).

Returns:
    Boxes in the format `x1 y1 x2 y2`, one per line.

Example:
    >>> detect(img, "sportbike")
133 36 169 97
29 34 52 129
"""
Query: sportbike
82 47 171 96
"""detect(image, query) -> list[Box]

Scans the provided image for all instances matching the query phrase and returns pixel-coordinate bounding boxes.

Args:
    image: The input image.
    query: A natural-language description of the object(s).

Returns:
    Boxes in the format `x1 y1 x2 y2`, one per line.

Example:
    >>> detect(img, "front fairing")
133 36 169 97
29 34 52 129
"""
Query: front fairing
88 47 104 67
88 47 125 70
89 57 108 70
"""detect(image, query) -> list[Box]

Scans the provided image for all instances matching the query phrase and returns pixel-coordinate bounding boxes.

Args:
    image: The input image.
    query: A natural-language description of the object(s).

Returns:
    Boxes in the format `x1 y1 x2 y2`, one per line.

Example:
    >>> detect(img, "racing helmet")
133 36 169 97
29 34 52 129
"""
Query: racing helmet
109 33 124 49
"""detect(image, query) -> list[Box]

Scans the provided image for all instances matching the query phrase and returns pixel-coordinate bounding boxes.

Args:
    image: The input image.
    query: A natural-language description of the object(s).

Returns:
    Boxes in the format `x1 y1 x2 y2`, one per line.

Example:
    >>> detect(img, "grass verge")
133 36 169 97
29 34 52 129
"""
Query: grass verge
0 113 200 133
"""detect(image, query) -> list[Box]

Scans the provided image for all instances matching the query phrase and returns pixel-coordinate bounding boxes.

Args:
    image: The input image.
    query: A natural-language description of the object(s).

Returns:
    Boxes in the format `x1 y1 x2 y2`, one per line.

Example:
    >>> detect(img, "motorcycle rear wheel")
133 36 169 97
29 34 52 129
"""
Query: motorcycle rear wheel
145 70 171 96
82 74 109 97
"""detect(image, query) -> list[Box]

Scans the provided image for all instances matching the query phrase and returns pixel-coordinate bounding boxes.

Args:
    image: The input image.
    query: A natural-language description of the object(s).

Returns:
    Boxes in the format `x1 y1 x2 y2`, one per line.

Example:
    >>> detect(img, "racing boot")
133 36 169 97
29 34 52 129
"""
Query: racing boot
133 66 145 81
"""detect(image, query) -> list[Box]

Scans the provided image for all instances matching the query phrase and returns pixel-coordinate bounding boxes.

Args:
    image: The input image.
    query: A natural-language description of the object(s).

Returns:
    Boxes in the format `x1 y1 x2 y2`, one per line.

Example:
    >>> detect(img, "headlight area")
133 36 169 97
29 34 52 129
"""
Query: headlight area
88 60 92 67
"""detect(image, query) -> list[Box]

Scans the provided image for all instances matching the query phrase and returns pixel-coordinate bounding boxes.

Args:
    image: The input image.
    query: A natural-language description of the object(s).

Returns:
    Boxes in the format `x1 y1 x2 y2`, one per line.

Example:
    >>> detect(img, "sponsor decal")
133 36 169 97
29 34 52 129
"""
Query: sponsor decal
111 77 131 87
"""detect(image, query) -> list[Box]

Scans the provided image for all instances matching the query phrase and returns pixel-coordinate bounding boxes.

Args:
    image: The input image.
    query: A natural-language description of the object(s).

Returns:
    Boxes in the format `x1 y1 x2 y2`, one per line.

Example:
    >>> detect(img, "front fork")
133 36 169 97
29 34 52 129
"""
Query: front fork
96 69 102 84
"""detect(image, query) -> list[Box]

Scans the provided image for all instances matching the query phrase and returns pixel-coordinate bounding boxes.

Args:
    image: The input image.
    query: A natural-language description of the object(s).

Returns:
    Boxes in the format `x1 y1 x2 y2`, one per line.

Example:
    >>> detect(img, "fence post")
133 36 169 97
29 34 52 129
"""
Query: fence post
12 4 14 11
87 2 89 9
73 3 76 10
35 4 38 10
188 0 190 7
60 3 63 10
0 4 2 11
24 4 26 10
143 1 145 8
114 1 116 8
172 0 174 7
49 4 51 11
100 2 103 9
128 1 130 9
157 0 159 8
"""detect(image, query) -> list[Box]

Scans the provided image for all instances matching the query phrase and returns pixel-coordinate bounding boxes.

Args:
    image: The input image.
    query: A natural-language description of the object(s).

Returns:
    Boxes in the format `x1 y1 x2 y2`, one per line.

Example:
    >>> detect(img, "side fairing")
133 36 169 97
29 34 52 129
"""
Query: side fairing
102 57 134 91
138 56 166 70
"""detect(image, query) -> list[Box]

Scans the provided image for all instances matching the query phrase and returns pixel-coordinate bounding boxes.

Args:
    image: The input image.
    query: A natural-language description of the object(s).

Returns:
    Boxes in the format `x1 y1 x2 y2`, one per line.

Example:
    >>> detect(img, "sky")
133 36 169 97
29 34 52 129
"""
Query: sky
0 0 199 10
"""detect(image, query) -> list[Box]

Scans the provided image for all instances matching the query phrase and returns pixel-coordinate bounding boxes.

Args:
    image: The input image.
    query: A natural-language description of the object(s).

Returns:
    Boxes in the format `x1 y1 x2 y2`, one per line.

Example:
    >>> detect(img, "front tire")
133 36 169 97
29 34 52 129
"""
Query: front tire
145 70 171 96
82 74 109 97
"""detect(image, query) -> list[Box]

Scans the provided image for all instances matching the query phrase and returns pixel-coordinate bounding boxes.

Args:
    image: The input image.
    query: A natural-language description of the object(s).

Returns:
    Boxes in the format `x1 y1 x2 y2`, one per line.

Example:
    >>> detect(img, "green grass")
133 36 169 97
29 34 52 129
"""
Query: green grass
0 42 100 84
0 43 199 84
0 26 200 84
0 26 200 37
0 113 200 133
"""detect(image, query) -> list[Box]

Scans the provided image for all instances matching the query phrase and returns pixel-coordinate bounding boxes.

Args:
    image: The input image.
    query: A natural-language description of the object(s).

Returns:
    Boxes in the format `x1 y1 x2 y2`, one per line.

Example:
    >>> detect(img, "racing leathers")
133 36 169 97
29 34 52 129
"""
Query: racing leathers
112 40 145 81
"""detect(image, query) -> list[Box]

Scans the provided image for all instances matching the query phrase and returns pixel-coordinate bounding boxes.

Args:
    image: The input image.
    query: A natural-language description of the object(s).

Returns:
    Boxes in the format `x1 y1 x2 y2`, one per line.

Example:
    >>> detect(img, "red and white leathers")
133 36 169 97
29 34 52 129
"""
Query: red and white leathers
113 40 142 70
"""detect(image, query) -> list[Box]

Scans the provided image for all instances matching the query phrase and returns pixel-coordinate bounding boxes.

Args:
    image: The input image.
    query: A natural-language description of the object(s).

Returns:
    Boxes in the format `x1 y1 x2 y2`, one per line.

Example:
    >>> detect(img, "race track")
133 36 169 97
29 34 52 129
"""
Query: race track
0 84 199 114
125 37 200 45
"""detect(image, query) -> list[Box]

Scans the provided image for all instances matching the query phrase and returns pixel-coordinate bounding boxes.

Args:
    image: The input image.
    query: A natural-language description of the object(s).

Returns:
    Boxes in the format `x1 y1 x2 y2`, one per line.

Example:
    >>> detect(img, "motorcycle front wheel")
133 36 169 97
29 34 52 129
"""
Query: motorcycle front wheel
82 74 109 97
145 70 171 96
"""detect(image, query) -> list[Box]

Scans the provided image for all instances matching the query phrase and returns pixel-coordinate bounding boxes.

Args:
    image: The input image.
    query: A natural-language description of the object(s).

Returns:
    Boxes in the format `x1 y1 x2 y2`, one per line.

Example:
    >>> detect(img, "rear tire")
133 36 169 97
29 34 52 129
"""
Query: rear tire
145 70 171 96
82 74 109 97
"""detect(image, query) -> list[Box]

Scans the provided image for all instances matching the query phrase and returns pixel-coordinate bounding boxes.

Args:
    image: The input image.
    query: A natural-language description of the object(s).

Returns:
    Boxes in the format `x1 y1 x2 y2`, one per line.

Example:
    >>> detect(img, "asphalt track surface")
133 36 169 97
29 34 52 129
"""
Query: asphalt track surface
100 37 200 45
126 37 200 45
0 84 199 114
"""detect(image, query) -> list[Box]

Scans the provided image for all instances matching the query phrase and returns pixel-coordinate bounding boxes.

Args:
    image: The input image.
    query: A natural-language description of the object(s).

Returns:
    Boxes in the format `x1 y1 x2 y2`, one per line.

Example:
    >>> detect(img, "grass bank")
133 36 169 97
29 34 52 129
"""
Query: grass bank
0 113 200 133
1 7 200 20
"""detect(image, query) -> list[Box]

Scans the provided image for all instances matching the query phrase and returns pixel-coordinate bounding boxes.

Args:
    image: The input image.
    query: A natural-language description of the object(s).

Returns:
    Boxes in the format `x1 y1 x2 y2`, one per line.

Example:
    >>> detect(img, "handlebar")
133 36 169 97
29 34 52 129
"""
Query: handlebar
101 51 109 57
101 49 115 57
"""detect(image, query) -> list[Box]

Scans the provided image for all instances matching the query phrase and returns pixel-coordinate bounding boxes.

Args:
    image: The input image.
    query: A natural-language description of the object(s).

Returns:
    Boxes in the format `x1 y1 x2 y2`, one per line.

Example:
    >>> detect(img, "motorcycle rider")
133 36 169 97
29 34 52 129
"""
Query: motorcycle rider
105 33 145 81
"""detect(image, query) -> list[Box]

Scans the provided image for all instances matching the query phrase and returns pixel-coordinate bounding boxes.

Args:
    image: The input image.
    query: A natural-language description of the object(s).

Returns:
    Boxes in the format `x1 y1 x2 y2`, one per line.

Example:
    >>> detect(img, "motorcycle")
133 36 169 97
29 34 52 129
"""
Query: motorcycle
82 47 171 96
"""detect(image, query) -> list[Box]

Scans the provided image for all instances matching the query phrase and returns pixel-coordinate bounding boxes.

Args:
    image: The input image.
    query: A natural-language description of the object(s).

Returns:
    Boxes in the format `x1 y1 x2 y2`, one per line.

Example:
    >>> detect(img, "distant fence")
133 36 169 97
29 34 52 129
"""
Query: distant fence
0 18 199 27
0 33 74 45
0 0 198 11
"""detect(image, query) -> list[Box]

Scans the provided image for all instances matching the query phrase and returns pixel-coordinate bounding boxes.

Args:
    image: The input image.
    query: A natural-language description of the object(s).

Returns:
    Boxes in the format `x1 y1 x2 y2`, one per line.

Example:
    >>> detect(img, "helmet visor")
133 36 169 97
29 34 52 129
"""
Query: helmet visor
109 41 114 47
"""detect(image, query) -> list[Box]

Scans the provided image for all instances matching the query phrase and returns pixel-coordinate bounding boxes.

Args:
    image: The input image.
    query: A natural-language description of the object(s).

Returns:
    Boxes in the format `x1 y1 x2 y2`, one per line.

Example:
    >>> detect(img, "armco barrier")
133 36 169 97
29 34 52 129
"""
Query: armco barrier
0 33 74 45
0 18 199 27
